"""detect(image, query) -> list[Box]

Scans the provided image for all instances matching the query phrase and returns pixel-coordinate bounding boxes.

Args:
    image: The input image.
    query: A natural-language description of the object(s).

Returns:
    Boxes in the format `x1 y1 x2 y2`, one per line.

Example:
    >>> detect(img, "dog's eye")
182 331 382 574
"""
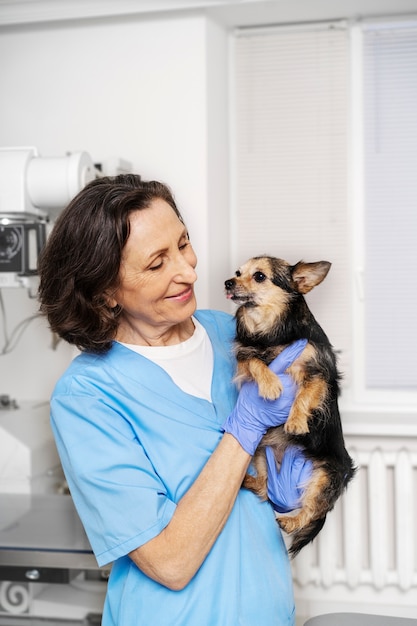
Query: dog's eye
235 270 241 277
253 271 267 283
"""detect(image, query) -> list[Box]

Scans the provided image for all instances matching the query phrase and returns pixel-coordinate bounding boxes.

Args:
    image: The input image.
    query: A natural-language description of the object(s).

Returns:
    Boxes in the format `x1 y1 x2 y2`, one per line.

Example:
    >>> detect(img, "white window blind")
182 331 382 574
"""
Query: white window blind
363 20 417 390
233 23 351 380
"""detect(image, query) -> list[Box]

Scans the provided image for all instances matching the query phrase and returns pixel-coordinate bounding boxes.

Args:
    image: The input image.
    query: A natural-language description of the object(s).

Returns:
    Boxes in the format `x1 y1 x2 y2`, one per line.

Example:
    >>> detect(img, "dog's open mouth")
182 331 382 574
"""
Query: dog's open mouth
225 291 256 305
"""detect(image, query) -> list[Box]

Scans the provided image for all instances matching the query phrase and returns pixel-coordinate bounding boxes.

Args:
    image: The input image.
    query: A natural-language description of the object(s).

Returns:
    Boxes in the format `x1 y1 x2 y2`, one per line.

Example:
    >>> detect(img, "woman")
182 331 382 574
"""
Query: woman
38 175 311 626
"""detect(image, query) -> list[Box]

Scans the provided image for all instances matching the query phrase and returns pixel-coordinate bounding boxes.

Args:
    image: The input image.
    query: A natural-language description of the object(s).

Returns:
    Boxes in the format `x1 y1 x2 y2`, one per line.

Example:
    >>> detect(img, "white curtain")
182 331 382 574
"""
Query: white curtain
233 23 351 380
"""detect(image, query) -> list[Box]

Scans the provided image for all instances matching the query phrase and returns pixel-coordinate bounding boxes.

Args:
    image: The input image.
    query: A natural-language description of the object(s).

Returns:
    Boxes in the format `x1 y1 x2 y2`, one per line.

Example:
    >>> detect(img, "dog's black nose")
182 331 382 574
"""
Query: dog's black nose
225 279 235 290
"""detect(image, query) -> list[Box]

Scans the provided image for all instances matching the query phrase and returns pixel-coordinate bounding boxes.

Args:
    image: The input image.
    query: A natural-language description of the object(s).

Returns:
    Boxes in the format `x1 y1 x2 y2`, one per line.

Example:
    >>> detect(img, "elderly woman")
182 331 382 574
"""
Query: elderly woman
38 175 310 626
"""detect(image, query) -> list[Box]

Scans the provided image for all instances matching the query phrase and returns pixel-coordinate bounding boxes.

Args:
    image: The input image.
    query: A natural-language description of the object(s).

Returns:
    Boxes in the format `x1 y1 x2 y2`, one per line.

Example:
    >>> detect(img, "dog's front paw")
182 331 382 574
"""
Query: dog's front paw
257 371 283 400
283 411 309 435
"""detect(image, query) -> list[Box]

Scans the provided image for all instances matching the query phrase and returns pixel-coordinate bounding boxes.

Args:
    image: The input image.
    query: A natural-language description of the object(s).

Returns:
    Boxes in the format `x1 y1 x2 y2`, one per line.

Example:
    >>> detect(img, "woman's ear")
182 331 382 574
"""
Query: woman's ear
103 290 118 309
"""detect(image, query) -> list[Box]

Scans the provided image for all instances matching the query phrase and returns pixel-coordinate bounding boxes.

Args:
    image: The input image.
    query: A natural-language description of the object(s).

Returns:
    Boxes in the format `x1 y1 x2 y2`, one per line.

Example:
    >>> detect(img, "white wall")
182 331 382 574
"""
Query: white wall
0 10 230 401
0 0 414 400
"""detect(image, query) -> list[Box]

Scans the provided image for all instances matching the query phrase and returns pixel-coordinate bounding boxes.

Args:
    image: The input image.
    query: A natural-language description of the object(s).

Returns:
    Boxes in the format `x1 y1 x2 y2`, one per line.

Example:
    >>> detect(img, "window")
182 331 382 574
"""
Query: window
233 18 417 410
362 20 417 394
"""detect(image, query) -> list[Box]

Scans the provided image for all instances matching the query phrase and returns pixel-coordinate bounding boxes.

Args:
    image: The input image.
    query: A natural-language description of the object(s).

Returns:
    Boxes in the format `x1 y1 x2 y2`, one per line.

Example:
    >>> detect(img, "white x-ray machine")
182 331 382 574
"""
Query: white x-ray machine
0 146 97 289
0 147 120 621
0 146 97 492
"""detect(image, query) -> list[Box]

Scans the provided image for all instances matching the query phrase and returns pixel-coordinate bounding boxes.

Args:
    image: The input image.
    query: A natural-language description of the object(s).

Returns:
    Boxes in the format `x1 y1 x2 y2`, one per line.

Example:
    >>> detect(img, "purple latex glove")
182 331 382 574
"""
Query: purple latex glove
222 339 307 455
266 445 313 513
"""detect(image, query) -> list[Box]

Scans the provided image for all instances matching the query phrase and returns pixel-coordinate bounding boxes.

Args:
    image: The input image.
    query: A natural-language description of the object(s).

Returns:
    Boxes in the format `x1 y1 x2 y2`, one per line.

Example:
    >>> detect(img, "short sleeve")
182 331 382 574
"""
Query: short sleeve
51 384 177 567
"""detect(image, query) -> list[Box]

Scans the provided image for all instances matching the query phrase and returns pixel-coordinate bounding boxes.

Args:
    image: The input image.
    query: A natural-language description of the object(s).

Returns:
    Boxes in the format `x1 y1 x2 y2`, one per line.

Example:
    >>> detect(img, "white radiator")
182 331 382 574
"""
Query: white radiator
292 413 417 621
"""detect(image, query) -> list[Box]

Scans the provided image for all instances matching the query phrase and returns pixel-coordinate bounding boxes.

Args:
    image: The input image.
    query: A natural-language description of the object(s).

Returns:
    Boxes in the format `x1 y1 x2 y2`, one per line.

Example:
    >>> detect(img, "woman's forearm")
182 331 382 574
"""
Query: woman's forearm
128 433 251 590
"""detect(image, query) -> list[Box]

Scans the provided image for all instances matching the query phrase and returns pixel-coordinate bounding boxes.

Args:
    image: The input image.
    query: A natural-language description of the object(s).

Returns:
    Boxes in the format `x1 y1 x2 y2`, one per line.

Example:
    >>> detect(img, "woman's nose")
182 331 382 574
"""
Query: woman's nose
174 249 197 281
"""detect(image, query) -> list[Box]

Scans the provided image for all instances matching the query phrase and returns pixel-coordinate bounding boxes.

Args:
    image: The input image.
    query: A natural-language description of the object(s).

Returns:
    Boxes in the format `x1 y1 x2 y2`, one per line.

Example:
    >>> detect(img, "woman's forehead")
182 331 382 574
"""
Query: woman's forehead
128 199 184 233
125 201 186 256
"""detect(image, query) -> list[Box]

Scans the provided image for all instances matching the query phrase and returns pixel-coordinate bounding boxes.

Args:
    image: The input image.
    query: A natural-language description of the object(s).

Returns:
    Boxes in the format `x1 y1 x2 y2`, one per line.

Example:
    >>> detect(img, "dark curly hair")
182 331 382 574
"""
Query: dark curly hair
38 174 184 353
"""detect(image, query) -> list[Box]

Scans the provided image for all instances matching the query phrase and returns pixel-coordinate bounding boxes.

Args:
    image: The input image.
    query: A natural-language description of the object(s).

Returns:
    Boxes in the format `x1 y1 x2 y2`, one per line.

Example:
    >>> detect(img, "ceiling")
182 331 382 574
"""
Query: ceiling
0 0 415 28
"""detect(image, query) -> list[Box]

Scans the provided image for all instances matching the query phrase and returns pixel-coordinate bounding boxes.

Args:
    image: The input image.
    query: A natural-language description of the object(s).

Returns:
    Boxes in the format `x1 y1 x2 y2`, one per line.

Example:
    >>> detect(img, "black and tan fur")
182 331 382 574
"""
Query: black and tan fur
225 256 356 557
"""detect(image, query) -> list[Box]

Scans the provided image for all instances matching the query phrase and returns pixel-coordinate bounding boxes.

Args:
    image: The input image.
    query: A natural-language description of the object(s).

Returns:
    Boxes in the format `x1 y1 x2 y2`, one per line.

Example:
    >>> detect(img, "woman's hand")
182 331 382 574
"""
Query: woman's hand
266 445 313 513
222 339 307 455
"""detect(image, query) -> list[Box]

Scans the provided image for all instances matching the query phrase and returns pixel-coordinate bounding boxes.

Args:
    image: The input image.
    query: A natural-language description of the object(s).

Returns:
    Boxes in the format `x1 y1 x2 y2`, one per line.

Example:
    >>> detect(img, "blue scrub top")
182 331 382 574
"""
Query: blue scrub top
50 310 295 626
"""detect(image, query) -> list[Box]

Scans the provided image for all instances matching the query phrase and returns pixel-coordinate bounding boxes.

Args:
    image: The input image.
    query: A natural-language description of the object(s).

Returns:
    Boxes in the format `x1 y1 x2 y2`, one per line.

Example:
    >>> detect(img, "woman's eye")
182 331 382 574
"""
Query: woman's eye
253 271 266 283
149 261 163 271
179 235 191 251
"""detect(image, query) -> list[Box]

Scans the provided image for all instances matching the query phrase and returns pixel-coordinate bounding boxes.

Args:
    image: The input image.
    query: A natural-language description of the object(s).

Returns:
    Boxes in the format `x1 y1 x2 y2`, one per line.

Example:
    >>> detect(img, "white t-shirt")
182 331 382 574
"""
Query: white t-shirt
120 317 214 401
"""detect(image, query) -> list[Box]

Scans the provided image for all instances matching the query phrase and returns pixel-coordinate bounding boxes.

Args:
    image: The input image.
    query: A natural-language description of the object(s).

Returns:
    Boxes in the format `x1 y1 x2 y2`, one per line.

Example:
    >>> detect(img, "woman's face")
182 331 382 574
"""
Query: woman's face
111 198 198 343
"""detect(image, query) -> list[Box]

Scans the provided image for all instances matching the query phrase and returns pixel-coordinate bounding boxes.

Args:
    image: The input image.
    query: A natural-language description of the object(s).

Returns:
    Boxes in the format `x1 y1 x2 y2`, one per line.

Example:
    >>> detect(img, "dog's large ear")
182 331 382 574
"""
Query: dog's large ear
291 261 331 294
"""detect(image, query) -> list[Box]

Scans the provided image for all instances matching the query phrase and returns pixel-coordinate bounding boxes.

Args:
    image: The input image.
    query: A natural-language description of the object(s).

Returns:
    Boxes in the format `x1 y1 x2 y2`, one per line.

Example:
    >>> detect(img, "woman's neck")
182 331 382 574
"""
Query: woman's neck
115 317 195 347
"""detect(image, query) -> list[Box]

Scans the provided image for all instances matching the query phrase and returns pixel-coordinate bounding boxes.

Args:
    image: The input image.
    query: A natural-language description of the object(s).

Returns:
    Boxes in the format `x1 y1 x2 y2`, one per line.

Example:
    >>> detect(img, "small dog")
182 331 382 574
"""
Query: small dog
225 256 356 557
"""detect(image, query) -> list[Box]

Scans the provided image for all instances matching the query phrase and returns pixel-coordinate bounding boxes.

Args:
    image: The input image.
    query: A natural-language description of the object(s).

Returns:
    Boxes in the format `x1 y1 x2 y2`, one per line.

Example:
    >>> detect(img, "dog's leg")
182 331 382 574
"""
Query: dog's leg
284 376 328 435
237 358 283 400
242 449 268 499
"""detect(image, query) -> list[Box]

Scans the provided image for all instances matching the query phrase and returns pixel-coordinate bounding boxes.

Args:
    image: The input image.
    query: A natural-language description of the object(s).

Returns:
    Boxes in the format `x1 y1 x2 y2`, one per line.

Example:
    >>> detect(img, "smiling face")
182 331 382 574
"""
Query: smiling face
110 198 198 345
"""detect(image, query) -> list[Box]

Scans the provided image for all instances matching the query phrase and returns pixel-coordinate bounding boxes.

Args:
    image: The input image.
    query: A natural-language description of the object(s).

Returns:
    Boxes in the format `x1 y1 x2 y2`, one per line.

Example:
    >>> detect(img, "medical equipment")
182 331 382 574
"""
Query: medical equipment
0 147 97 491
0 147 99 495
0 147 97 289
0 147 132 493
0 148 131 621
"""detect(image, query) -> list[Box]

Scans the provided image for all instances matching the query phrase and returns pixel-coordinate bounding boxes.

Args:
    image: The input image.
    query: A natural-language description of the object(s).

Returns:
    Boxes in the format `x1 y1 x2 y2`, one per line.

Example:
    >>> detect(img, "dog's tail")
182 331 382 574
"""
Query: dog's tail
288 516 327 558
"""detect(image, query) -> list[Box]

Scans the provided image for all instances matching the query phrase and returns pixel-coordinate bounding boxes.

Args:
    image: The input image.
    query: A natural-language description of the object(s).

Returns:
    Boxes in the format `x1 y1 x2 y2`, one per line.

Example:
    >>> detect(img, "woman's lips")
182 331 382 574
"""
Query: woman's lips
167 286 194 302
